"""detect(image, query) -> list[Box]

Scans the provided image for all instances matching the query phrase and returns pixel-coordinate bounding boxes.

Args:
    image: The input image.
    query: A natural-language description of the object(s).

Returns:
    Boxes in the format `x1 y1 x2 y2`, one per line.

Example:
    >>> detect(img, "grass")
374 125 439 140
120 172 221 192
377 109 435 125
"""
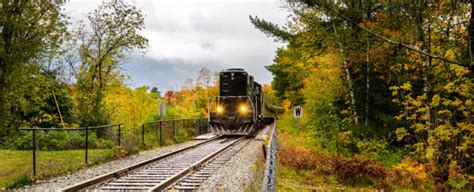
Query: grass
0 149 112 189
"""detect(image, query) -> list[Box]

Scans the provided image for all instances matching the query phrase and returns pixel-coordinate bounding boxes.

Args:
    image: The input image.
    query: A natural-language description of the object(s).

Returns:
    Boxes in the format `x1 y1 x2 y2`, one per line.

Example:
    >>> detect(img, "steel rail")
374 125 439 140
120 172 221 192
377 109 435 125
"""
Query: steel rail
60 137 220 192
168 138 252 191
149 137 245 191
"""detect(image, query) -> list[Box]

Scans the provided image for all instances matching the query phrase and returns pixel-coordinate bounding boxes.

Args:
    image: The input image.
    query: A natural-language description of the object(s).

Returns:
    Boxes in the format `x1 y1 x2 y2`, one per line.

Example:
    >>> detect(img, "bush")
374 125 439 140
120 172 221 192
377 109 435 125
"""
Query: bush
111 146 128 158
391 157 432 190
278 141 399 189
278 143 330 173
6 175 31 189
332 155 390 187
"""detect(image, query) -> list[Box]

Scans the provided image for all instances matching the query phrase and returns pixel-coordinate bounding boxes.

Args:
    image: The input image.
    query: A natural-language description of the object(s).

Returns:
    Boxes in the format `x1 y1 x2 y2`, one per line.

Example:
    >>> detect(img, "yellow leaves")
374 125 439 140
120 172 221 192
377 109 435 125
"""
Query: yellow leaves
433 124 452 142
339 131 353 145
395 127 407 141
444 82 456 93
400 82 412 91
450 64 470 77
444 49 457 60
412 99 423 108
425 147 435 160
394 114 405 121
414 123 427 132
393 157 430 184
392 90 398 96
437 109 452 116
430 94 441 107
103 86 158 130
340 109 350 115
453 98 463 107
466 99 473 108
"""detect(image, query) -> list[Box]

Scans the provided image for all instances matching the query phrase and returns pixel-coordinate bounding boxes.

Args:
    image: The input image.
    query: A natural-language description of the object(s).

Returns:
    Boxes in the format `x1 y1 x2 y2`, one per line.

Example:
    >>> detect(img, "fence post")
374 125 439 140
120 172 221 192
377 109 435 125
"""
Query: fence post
155 122 158 138
32 129 36 177
142 124 145 145
194 118 201 135
172 120 176 138
118 124 121 146
159 121 163 145
85 126 88 164
199 118 203 135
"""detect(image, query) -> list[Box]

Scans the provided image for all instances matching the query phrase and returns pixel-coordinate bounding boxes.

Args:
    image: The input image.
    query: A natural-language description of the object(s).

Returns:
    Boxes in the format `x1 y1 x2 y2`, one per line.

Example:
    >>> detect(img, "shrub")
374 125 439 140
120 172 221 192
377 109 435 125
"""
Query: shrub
391 157 432 190
6 175 31 189
277 142 333 175
111 146 128 158
332 155 390 187
95 138 115 149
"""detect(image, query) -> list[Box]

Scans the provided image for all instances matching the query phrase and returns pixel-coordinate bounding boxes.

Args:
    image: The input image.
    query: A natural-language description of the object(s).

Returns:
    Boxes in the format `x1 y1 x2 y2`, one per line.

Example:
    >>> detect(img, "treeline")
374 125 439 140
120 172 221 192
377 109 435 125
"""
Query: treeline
0 1 213 149
0 0 154 147
252 0 472 190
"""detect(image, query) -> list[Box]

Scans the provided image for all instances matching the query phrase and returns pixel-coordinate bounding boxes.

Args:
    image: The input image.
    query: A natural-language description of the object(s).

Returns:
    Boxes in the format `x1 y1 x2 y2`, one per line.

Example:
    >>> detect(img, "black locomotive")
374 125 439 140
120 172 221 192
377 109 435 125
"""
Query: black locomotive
209 68 273 135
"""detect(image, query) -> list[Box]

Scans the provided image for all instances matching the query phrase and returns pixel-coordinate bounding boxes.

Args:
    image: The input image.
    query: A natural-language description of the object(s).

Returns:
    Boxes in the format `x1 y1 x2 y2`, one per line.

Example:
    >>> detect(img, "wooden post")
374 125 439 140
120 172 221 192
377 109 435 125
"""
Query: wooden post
172 120 176 138
159 121 163 145
142 124 145 145
118 124 121 146
32 129 37 176
85 127 88 164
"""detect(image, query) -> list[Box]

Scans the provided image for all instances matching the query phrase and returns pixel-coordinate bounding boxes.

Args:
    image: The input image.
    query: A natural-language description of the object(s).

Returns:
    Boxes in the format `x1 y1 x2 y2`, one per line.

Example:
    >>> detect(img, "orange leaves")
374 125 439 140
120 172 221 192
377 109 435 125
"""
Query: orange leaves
392 157 431 187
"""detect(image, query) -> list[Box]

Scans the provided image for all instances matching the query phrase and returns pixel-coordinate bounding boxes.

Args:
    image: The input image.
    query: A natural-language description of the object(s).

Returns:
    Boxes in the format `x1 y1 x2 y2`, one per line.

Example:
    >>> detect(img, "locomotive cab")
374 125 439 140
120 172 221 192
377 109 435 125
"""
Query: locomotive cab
209 68 261 135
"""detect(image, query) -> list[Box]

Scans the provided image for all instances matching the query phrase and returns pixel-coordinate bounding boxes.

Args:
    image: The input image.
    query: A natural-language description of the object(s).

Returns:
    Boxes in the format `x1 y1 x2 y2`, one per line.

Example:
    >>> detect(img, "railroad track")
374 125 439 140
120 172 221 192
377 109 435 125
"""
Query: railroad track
62 136 250 192
166 138 251 191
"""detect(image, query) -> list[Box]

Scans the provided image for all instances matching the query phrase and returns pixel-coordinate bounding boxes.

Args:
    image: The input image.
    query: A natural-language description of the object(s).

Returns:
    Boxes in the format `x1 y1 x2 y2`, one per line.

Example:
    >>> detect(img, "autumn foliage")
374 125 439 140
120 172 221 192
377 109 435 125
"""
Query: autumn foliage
253 0 473 189
278 136 434 190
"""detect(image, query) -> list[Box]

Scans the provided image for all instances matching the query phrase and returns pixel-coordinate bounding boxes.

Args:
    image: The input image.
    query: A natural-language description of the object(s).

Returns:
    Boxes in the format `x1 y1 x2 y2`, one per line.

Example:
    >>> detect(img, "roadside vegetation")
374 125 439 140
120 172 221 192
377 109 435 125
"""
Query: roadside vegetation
252 1 473 190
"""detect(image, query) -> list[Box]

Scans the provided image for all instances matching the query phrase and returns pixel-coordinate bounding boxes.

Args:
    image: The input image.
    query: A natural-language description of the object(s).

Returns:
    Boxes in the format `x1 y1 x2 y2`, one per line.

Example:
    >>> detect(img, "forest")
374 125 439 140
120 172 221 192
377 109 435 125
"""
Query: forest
251 0 473 190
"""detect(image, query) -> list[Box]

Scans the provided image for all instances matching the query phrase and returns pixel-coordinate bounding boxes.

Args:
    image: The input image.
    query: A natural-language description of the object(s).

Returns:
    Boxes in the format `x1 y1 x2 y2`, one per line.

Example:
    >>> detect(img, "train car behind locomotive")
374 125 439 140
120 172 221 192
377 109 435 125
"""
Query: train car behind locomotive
209 68 272 135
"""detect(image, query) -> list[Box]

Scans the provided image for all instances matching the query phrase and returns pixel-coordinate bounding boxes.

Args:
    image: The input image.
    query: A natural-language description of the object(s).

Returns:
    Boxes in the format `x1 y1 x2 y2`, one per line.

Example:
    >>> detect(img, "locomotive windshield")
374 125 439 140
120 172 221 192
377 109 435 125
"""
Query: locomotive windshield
219 69 248 96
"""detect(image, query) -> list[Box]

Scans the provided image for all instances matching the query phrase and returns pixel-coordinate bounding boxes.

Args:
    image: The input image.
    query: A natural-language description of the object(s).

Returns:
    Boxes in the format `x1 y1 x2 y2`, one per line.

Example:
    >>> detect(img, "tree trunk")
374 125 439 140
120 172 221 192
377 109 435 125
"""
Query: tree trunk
0 58 5 133
344 49 359 125
417 1 435 152
469 0 474 64
365 39 370 128
333 23 359 125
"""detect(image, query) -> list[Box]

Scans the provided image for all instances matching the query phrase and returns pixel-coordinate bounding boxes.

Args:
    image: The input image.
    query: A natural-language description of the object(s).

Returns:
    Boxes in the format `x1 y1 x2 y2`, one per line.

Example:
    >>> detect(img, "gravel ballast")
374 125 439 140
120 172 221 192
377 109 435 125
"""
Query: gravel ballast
197 139 264 192
20 140 203 191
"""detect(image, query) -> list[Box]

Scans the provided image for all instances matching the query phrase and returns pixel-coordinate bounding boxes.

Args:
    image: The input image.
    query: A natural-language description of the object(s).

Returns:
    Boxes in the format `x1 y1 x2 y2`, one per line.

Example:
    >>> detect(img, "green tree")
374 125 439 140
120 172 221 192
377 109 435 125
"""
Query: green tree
0 0 68 142
68 0 148 128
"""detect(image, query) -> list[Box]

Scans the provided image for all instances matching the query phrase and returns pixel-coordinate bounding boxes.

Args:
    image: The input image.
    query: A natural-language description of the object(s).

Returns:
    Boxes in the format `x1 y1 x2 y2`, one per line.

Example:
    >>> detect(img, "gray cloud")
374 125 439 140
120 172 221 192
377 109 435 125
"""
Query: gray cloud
200 42 214 50
124 55 222 91
65 0 289 91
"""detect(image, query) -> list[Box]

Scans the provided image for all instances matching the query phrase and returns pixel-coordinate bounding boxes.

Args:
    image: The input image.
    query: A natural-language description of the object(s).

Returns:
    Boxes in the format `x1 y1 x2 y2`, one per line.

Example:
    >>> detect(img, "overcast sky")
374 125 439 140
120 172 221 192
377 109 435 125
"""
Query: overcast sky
64 0 289 92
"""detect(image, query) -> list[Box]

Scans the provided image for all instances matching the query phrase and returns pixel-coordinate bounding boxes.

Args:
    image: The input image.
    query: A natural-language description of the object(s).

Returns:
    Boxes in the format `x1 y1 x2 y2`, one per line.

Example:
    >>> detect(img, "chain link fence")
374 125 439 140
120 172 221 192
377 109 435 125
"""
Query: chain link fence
17 118 209 177
261 124 277 192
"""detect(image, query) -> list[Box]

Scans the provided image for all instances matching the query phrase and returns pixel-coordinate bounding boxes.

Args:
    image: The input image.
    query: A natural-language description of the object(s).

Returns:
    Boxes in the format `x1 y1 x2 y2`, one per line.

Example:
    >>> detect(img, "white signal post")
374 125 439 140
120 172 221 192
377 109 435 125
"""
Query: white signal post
294 106 302 130
294 106 302 118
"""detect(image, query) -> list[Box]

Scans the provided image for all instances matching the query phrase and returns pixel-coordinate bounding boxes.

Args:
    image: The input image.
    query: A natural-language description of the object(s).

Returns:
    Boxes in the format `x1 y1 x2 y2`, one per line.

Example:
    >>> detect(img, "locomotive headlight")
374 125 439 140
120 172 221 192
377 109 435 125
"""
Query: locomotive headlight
239 105 248 113
217 106 224 113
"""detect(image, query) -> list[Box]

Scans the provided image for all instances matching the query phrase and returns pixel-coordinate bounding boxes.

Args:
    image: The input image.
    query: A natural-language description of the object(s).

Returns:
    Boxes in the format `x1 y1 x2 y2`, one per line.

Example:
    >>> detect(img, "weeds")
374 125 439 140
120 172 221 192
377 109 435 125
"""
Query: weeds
6 175 31 189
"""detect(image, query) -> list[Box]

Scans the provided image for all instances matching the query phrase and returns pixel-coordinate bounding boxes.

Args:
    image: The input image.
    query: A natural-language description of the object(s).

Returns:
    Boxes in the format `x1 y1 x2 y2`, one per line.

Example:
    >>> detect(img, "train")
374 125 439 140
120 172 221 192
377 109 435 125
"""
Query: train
208 68 277 135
